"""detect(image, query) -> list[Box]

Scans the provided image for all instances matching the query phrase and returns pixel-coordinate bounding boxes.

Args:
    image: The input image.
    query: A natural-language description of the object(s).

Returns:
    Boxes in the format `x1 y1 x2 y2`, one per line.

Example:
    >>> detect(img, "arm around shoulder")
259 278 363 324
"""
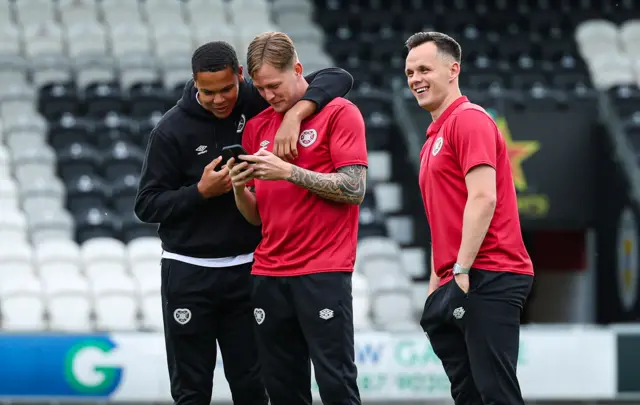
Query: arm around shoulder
302 67 354 111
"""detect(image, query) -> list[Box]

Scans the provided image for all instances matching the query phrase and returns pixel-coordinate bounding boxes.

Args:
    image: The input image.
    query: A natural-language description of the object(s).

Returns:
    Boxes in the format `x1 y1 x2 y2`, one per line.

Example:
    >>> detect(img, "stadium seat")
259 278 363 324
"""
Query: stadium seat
371 289 414 327
35 239 83 281
352 272 372 331
101 140 145 183
359 188 388 237
43 274 93 332
0 273 46 331
27 207 75 245
111 173 140 215
372 182 402 214
39 82 80 120
356 236 402 268
121 211 158 243
56 140 102 181
11 143 57 185
128 236 162 267
0 242 35 283
81 237 128 279
19 175 65 213
0 208 28 241
400 247 427 279
66 21 109 60
131 262 160 281
65 174 110 214
137 273 163 331
74 207 120 243
90 273 140 331
0 176 19 210
367 151 392 183
90 113 137 149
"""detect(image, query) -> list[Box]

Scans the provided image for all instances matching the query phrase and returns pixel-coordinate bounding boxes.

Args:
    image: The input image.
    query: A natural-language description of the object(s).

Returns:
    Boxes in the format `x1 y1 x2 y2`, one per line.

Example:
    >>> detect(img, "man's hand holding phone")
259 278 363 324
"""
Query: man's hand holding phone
228 157 256 193
197 156 232 198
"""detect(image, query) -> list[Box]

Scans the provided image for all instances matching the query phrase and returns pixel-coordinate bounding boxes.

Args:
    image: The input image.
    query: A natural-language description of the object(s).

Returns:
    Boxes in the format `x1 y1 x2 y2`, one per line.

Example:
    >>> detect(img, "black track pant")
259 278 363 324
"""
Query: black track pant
251 272 361 405
161 259 268 405
421 269 533 405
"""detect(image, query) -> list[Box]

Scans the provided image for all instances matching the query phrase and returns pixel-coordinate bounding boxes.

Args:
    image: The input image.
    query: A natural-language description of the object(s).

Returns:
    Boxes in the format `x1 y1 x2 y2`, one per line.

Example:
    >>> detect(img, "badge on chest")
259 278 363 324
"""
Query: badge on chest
299 129 318 148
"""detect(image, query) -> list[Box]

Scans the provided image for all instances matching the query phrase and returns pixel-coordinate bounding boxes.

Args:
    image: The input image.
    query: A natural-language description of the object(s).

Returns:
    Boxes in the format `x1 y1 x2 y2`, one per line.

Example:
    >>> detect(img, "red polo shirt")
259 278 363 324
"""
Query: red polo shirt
419 96 534 286
243 98 368 276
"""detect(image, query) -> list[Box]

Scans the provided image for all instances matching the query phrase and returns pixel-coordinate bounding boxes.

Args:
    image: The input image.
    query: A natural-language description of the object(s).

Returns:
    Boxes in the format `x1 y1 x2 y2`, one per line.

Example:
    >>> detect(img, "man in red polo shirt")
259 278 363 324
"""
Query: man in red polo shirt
227 32 366 405
405 32 535 405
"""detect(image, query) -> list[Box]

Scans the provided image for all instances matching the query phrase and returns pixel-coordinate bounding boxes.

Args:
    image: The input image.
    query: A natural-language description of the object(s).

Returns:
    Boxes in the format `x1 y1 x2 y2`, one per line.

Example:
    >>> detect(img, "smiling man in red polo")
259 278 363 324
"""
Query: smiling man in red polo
405 31 534 405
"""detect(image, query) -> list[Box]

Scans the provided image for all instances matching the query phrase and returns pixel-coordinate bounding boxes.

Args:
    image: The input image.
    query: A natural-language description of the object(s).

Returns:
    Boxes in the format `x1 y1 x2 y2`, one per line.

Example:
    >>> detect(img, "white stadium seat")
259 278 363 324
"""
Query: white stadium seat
44 274 93 332
0 242 35 283
81 237 128 278
35 239 84 281
0 273 45 331
137 273 163 331
0 208 27 243
127 236 163 267
90 273 140 331
352 272 372 331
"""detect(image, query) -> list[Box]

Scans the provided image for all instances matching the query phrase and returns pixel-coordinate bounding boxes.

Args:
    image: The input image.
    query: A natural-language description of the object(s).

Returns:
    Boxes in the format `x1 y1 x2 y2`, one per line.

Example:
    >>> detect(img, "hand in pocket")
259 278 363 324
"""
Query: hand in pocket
454 274 470 294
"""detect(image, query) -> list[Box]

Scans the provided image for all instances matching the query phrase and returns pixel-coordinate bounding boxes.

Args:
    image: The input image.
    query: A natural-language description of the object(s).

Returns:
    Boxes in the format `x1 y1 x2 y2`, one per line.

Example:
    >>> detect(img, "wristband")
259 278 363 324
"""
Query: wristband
453 264 470 275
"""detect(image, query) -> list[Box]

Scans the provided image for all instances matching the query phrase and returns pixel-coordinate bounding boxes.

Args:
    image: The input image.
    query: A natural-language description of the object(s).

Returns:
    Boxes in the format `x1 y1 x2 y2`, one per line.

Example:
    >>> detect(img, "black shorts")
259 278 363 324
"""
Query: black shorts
251 271 361 405
421 269 533 405
161 258 268 405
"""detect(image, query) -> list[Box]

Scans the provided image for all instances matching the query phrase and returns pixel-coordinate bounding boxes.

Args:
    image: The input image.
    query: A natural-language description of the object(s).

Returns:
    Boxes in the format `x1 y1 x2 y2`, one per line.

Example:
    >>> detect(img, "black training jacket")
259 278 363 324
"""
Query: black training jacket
134 68 354 258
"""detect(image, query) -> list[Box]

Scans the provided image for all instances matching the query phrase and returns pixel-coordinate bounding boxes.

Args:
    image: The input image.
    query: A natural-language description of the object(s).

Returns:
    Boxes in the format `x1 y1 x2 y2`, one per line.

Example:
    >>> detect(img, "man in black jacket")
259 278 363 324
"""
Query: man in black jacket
134 41 353 405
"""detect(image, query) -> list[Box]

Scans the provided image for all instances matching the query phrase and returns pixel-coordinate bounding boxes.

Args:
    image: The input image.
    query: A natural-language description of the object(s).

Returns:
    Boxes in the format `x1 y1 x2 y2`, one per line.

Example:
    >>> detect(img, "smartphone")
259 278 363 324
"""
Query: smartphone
221 144 252 164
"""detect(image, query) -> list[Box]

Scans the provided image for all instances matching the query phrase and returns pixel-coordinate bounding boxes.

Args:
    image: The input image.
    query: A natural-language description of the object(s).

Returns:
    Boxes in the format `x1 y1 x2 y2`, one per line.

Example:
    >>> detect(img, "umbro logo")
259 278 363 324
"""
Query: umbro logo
453 306 465 319
260 140 270 149
195 145 208 155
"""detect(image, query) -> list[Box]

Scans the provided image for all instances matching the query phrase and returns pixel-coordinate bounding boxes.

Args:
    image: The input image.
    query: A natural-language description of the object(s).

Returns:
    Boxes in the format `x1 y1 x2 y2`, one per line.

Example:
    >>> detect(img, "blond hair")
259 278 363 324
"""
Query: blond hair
246 32 297 77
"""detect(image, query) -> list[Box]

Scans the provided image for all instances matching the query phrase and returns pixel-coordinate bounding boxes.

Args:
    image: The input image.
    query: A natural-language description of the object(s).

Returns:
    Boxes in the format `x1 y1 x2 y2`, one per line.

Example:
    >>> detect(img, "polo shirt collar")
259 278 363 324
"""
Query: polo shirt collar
426 96 469 138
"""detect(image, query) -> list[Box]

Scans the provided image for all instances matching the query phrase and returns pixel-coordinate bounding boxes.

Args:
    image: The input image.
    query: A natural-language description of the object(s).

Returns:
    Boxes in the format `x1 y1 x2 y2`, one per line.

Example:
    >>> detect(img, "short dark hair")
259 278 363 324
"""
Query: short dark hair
191 41 240 76
405 32 462 63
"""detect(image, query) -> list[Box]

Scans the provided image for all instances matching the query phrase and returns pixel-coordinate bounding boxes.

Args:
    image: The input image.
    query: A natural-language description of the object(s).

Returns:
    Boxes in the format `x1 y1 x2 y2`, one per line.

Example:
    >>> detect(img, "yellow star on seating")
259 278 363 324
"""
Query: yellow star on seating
494 116 540 192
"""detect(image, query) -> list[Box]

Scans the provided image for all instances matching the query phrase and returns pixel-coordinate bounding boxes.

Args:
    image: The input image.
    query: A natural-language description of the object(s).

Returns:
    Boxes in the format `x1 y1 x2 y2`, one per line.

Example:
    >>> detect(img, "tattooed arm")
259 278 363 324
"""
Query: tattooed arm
286 164 367 205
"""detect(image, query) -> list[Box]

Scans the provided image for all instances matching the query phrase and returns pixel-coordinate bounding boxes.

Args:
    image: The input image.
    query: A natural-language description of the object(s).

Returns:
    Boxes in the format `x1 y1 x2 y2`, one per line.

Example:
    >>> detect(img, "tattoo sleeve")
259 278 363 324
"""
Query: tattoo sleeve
286 164 367 204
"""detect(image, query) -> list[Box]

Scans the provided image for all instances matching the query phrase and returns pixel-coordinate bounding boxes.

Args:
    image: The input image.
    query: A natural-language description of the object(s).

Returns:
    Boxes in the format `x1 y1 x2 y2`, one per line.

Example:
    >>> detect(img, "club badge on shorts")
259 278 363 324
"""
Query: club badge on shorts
254 308 265 325
173 308 192 325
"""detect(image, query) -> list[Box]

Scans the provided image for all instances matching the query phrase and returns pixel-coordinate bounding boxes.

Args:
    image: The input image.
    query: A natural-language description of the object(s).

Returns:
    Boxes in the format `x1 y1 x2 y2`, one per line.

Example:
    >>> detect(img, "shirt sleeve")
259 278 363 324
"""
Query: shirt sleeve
329 103 368 169
134 129 207 224
302 67 354 111
450 110 498 175
242 119 258 188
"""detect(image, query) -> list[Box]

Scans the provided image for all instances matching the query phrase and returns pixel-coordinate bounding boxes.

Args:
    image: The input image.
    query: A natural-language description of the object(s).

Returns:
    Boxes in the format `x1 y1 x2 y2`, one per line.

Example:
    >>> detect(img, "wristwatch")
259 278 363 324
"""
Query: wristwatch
453 263 470 275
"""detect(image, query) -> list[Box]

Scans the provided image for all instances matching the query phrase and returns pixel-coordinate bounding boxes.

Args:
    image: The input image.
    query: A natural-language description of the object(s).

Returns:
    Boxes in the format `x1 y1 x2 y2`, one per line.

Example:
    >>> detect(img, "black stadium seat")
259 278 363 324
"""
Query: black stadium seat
128 82 169 119
90 113 136 150
110 174 140 215
65 174 110 215
101 141 145 183
74 207 119 244
38 82 80 120
48 113 94 151
608 85 640 120
56 142 102 182
83 82 125 118
120 211 158 243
